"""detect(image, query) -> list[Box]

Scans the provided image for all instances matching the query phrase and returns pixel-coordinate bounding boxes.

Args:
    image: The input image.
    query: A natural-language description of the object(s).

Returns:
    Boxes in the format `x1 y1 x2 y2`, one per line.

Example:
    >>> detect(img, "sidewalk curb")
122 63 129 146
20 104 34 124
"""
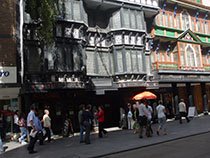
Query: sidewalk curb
93 130 210 158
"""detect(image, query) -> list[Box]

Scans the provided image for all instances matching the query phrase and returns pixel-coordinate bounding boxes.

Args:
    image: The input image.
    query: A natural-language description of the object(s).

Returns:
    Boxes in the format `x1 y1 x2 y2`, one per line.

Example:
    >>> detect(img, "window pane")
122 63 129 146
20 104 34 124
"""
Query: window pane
130 10 136 29
137 51 143 72
169 14 174 28
73 2 81 21
123 9 130 28
97 52 110 76
28 47 42 71
163 14 168 27
112 11 121 29
116 51 124 73
136 11 144 29
86 51 96 75
132 51 138 72
125 51 132 72
196 20 201 32
176 15 180 29
65 1 72 20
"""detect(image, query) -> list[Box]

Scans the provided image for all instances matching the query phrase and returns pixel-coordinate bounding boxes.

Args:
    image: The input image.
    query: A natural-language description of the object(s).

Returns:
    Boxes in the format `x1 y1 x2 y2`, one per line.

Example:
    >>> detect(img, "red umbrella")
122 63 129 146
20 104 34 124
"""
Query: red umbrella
132 91 157 100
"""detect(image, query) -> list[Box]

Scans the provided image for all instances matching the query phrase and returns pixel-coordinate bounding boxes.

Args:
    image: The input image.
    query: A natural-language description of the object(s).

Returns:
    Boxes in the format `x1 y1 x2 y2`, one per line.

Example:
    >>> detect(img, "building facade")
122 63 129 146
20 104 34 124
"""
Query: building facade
151 0 210 117
0 1 21 134
21 0 159 132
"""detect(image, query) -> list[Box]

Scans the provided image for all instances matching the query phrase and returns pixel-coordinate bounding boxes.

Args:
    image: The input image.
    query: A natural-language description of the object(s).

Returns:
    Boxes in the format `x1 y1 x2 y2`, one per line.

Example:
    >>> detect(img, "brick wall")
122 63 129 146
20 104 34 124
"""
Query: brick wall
0 0 17 66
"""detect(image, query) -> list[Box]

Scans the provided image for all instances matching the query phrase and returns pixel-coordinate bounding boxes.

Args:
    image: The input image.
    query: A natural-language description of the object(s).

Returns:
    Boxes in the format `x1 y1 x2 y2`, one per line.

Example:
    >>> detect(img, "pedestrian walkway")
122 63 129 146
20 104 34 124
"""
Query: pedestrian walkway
1 115 210 158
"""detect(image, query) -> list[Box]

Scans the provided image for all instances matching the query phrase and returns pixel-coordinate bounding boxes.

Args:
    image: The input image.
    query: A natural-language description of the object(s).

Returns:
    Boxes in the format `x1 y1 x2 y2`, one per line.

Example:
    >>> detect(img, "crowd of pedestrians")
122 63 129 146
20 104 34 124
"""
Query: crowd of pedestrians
0 98 192 154
120 98 191 138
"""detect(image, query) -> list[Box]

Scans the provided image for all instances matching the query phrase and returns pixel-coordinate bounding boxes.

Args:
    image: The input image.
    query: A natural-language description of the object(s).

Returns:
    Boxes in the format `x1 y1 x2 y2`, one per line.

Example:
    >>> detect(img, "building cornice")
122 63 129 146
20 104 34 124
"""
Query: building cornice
167 0 210 12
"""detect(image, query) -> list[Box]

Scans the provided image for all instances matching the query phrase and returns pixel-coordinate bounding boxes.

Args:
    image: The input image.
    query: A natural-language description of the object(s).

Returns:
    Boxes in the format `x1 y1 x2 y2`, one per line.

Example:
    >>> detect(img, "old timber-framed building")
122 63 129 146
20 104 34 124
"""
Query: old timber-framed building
22 0 159 132
151 0 210 117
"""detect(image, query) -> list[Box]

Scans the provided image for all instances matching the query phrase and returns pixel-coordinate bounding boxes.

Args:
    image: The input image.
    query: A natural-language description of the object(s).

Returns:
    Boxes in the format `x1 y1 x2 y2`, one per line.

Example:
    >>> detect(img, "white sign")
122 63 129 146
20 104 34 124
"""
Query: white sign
0 67 17 83
188 107 197 117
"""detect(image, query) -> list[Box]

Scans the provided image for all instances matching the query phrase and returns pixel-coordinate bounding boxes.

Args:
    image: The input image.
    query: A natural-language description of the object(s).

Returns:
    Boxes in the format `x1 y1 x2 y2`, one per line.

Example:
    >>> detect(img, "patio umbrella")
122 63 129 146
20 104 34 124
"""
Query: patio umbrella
132 91 157 100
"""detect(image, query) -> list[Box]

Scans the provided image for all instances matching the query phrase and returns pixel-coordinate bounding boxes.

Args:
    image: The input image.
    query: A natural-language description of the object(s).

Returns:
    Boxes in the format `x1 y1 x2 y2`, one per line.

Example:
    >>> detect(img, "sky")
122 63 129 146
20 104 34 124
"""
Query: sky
203 0 210 6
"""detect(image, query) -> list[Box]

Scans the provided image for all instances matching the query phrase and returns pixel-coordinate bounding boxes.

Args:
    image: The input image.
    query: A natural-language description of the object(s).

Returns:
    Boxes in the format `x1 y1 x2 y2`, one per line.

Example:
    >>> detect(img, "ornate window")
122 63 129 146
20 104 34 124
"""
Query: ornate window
181 11 190 30
186 45 196 67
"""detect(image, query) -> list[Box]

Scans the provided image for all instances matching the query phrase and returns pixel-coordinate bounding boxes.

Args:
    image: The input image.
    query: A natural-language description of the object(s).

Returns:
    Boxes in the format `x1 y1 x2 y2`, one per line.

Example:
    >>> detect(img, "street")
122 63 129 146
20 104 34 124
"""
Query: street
1 116 210 158
102 132 210 158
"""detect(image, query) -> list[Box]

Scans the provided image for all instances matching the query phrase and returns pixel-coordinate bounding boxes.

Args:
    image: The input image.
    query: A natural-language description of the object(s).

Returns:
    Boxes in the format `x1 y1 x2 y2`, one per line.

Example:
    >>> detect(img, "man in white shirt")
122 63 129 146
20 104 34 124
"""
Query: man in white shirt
156 100 167 135
178 99 190 124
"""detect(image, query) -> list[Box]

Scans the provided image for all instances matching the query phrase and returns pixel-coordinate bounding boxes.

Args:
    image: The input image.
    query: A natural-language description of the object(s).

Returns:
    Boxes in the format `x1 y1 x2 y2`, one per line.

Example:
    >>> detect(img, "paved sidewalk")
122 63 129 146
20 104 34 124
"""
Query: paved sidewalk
1 115 210 158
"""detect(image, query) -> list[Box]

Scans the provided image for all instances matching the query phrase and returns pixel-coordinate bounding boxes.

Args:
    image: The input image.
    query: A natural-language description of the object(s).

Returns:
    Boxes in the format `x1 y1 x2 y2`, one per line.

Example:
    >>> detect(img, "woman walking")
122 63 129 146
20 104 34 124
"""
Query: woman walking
95 106 107 138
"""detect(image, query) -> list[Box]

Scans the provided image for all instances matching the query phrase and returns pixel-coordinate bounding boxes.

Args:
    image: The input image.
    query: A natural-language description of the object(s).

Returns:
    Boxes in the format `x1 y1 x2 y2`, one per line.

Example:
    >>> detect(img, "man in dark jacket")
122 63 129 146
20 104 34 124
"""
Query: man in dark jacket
82 104 93 144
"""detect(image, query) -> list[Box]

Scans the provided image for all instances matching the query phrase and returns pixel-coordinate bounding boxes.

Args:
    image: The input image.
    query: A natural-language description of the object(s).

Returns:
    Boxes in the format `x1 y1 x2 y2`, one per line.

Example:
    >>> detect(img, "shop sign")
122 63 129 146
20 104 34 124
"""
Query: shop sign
118 81 146 88
0 67 17 83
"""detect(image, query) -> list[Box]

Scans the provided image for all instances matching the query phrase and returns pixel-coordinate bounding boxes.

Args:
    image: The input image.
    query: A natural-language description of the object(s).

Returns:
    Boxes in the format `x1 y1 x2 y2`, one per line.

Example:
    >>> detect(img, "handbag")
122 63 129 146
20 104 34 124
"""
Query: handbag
29 130 37 138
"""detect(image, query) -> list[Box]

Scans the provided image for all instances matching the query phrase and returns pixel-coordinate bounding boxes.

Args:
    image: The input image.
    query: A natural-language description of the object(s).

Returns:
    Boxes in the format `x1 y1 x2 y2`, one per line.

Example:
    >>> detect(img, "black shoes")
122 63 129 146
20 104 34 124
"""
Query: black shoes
29 150 37 154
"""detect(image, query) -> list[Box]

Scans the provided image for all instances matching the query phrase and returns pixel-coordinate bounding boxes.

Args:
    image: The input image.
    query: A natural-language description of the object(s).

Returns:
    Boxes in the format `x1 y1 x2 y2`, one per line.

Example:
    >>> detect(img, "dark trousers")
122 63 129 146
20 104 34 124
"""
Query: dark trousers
138 116 148 138
27 127 38 152
179 112 190 123
13 124 20 133
98 122 107 138
43 127 51 142
83 121 91 144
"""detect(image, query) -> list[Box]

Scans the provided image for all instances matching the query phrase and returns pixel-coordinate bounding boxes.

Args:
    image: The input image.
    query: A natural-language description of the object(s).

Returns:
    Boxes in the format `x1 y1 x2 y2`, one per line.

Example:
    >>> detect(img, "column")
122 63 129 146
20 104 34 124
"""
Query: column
201 83 208 115
186 83 194 107
172 83 179 119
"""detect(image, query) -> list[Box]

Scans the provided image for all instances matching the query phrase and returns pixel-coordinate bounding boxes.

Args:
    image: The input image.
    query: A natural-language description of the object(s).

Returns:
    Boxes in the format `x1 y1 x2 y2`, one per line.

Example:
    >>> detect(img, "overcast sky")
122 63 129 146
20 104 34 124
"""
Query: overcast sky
203 0 210 6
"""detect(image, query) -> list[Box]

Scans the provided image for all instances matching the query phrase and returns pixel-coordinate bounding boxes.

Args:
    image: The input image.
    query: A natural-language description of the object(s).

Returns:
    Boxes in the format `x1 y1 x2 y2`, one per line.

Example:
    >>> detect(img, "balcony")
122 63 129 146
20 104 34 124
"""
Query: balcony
152 61 208 72
152 62 178 70
114 0 159 7
84 0 159 17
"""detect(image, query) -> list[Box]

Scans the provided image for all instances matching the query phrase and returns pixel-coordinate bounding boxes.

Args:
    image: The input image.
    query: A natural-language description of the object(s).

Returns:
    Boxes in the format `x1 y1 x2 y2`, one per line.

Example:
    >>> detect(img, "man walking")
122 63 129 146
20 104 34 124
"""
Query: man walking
82 104 93 144
78 104 85 143
178 99 190 124
27 105 38 154
137 100 148 138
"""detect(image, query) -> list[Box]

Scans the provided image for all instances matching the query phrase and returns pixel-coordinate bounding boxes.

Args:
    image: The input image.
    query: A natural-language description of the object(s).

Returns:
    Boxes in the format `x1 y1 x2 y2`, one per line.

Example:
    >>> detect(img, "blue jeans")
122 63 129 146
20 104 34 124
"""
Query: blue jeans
19 127 27 142
79 125 84 142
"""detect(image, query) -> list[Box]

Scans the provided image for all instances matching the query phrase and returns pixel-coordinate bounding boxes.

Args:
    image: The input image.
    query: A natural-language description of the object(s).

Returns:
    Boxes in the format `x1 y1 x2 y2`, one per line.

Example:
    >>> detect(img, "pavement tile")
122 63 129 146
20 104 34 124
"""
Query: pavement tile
1 115 210 158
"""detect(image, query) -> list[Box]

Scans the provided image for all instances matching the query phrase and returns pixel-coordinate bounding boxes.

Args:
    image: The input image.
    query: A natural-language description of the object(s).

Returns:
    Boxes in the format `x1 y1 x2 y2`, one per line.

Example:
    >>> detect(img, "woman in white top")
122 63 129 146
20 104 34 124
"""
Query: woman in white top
156 100 167 136
127 103 133 130
42 109 52 142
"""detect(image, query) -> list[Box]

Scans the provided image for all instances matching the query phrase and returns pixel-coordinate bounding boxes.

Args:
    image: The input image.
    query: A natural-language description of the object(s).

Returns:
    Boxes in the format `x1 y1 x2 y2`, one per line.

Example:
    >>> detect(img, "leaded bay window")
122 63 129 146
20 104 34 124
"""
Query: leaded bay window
115 50 124 73
110 8 145 30
112 11 121 29
179 42 202 69
97 52 112 76
86 51 97 75
186 45 196 67
86 50 113 76
114 48 145 74
60 0 87 23
181 11 190 30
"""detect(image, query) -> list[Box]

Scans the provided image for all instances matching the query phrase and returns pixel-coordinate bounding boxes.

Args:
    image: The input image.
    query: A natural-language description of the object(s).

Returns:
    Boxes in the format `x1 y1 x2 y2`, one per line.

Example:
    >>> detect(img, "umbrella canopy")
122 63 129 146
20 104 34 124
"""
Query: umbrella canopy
132 91 157 100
